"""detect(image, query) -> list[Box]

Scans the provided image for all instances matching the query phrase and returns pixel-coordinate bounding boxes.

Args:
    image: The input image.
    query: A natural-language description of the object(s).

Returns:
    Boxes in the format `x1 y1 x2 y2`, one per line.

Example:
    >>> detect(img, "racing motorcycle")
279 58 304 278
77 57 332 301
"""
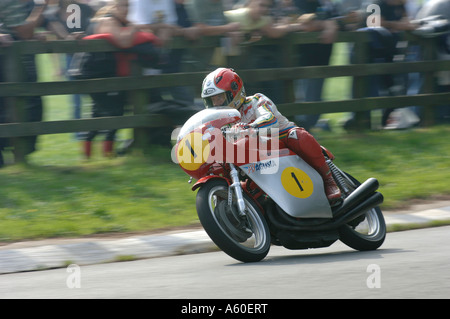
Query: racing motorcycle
174 107 386 262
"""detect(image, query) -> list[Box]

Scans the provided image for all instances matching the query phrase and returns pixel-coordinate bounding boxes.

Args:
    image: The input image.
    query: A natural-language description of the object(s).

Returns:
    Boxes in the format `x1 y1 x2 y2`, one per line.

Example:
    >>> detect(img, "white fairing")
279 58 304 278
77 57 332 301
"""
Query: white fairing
177 107 241 141
240 155 332 218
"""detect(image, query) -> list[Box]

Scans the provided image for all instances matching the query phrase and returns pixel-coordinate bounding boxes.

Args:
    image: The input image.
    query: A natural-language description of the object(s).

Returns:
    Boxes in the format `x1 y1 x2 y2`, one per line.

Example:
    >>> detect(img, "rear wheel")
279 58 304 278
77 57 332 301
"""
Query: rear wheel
196 179 271 262
338 172 386 251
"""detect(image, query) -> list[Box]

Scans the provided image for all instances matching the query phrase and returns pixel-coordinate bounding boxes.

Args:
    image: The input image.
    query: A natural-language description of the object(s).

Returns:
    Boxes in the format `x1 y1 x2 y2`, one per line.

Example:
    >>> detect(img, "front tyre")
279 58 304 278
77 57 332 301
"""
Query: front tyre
196 179 271 262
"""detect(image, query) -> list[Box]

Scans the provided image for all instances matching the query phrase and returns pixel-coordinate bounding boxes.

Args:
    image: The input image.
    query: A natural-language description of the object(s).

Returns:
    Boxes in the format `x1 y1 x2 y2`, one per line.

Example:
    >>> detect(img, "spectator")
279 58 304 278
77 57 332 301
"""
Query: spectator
342 0 419 131
128 0 200 104
391 0 425 127
45 0 95 140
222 0 239 10
415 0 450 124
0 0 50 40
187 0 240 33
82 0 143 158
185 0 241 71
0 33 14 167
46 0 95 39
0 33 14 47
223 0 308 104
271 0 301 24
292 0 339 131
0 0 53 159
334 0 366 31
376 0 417 33
168 0 198 103
224 0 306 38
375 0 418 128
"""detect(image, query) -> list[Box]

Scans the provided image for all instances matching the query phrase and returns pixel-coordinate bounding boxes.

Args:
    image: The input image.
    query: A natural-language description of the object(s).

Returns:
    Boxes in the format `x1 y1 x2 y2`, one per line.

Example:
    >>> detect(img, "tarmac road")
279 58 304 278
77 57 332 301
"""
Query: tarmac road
1 200 450 275
1 226 450 299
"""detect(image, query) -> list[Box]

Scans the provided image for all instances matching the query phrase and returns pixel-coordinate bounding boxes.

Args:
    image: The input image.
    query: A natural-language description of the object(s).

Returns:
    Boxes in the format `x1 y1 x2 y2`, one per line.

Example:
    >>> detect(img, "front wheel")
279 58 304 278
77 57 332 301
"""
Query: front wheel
196 179 271 262
338 172 386 251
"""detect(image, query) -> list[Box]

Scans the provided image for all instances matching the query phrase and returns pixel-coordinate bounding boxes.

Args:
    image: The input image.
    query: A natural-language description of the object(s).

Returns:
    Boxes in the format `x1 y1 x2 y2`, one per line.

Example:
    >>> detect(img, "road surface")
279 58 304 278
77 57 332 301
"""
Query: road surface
1 226 449 299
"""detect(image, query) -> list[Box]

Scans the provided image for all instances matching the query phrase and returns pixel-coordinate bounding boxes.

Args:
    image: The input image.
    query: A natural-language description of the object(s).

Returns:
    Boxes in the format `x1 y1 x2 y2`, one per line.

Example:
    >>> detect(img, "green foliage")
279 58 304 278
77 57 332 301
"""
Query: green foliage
0 153 198 241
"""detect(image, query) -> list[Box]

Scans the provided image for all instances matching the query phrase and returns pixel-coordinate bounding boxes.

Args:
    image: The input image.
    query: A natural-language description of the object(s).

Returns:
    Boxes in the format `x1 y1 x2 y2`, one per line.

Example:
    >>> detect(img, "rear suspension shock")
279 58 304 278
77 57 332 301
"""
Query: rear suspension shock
326 159 350 195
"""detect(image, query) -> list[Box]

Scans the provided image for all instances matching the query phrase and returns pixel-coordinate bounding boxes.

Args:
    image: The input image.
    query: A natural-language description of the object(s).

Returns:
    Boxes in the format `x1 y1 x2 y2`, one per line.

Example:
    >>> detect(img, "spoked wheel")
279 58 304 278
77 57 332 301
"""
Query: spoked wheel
338 172 386 251
196 179 271 262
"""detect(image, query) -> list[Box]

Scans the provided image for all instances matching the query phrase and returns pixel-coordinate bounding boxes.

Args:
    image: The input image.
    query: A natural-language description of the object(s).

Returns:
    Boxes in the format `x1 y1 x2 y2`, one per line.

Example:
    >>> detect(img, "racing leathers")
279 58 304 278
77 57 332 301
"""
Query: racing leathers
237 93 342 205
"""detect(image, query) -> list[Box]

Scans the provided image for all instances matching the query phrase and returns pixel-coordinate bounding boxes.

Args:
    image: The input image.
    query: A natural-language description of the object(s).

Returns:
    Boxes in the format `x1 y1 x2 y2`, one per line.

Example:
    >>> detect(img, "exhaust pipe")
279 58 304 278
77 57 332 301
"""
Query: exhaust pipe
332 178 379 218
305 191 384 231
332 191 384 228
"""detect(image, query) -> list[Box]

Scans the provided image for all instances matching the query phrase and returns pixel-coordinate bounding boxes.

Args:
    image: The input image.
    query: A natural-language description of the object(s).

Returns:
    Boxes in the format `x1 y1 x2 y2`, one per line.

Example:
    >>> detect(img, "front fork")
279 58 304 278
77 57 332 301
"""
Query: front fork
229 163 246 217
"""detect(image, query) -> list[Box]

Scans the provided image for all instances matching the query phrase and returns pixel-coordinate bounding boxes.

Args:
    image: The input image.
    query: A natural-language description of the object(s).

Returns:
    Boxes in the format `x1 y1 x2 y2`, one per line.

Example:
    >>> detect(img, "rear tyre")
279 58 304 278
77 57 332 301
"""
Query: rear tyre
196 179 271 262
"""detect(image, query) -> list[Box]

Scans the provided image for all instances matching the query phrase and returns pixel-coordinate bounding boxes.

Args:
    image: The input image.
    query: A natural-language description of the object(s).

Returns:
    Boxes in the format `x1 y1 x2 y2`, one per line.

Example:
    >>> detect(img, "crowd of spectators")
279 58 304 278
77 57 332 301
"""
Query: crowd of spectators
0 0 448 164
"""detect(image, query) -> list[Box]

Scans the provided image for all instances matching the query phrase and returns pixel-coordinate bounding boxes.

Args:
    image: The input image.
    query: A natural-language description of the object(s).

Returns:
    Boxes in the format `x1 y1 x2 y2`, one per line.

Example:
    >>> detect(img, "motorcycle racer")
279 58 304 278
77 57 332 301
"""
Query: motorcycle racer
201 67 342 206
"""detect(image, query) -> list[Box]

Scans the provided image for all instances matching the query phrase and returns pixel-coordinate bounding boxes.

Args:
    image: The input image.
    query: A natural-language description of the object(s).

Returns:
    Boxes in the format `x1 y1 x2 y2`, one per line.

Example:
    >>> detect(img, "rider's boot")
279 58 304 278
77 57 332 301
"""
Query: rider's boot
316 164 342 206
286 128 341 205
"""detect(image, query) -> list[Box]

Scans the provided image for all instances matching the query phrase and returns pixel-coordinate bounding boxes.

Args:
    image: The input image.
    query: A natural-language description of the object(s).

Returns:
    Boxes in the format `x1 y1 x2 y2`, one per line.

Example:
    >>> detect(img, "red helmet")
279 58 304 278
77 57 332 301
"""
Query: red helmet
201 68 246 109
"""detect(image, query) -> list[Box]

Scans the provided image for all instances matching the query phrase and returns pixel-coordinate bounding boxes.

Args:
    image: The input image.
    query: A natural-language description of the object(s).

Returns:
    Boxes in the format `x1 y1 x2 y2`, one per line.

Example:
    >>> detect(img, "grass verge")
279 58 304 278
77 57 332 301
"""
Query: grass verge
0 125 449 242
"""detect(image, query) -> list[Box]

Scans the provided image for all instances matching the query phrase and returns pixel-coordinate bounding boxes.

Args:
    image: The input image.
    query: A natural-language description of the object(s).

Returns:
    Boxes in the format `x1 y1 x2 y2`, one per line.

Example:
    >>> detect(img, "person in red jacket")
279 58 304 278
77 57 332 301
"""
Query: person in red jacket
81 0 160 158
201 67 341 206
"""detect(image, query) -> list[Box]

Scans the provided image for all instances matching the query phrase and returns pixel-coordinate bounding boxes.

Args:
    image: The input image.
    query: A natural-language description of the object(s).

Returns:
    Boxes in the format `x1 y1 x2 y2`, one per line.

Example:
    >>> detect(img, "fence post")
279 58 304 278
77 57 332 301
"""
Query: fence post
281 33 296 103
2 44 28 163
352 32 371 130
129 62 150 154
420 37 437 126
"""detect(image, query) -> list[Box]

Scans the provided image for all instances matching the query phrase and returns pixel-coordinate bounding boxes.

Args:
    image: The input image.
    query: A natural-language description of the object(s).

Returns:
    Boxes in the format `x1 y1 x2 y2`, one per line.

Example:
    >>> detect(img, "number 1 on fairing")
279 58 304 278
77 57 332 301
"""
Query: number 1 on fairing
291 172 304 192
185 139 197 159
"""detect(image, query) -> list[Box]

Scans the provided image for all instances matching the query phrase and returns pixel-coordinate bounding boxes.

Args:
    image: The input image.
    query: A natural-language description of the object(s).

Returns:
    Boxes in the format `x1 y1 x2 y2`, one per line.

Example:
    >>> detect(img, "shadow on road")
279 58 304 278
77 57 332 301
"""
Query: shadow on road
225 247 410 267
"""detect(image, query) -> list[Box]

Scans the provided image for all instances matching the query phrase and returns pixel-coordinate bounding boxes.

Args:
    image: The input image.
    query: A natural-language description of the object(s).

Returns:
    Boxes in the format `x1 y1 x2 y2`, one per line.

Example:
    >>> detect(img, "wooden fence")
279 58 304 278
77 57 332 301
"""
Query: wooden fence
0 31 449 163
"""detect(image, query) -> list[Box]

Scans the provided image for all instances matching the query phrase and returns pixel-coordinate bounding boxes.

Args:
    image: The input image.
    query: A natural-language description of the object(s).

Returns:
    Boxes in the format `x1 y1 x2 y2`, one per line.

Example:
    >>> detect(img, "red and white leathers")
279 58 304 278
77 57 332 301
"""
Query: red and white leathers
238 93 342 206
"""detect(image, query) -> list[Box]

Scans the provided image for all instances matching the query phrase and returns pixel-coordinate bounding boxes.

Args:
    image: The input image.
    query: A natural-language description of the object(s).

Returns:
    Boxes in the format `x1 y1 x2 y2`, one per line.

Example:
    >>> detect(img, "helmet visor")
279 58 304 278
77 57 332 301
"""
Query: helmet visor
203 92 229 108
203 97 214 109
203 91 233 108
